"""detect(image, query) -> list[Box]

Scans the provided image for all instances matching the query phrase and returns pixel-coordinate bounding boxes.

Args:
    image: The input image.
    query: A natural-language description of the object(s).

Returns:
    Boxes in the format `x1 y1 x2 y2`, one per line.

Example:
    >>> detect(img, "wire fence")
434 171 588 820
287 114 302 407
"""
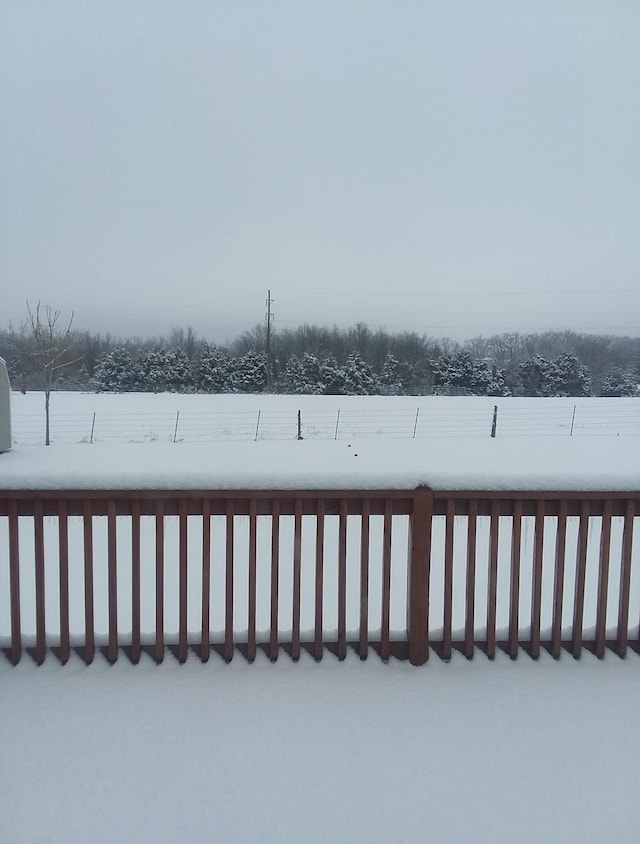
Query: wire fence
11 402 640 444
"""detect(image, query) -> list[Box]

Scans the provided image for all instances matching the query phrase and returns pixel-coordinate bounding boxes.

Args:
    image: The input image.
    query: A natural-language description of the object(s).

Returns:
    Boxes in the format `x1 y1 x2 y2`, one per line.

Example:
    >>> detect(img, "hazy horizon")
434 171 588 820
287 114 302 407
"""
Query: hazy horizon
1 1 639 343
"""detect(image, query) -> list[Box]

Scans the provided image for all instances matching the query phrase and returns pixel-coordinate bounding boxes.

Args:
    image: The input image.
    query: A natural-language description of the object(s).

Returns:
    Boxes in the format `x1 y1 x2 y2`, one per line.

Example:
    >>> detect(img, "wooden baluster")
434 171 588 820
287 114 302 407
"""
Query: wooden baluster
200 498 211 663
82 499 95 665
33 500 46 664
178 500 188 663
507 500 522 660
572 500 590 659
594 500 612 658
269 500 280 662
359 499 370 660
551 500 567 659
130 499 141 664
291 499 302 661
337 500 348 660
58 500 70 664
154 500 164 664
314 500 325 661
485 499 499 660
107 500 118 664
443 499 454 661
616 500 635 658
380 499 392 661
464 500 477 660
529 500 545 659
247 499 257 662
224 499 234 662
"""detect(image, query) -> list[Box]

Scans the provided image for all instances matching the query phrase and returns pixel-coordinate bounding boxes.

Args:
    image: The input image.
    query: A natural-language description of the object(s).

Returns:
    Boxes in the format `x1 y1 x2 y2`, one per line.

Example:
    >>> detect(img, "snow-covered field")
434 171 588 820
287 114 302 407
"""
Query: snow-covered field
3 392 640 491
1 392 639 843
9 391 640 444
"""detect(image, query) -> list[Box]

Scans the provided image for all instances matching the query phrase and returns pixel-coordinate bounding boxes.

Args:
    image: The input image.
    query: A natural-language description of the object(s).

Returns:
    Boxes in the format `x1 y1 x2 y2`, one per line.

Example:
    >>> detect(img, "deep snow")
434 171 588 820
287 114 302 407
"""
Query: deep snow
1 648 639 844
3 392 638 491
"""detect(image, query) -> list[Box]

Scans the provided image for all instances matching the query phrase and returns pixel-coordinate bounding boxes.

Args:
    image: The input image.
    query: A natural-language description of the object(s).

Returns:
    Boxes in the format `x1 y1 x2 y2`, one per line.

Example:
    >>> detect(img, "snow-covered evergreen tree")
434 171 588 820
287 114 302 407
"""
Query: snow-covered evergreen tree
342 352 379 395
600 369 638 397
319 354 347 395
469 360 510 397
91 348 140 392
431 352 476 394
195 345 234 393
518 355 549 397
519 353 591 397
431 352 509 396
232 351 268 393
300 353 323 393
280 353 324 394
163 349 192 392
137 348 170 393
380 354 405 395
280 354 304 393
547 353 592 397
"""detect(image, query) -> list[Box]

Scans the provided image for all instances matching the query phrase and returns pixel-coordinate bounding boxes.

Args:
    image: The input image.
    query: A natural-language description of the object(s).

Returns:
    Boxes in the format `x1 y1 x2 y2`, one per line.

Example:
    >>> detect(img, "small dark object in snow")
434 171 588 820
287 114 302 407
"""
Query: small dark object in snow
354 453 358 457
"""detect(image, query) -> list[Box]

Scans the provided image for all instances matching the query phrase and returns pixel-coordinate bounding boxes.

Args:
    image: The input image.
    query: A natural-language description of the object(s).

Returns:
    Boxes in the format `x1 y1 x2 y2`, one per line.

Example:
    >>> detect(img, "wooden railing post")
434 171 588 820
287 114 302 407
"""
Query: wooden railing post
82 499 95 665
33 500 46 665
407 486 433 665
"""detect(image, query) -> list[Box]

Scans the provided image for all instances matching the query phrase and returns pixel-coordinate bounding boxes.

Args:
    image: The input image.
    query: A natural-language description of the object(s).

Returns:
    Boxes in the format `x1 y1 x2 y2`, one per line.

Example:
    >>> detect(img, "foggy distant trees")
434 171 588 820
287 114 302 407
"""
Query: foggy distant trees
1 319 639 398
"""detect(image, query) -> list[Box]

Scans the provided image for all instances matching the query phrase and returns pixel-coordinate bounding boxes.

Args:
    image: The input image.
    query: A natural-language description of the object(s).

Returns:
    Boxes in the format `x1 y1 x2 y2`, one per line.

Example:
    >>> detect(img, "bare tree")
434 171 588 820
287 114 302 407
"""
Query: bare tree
26 301 83 445
170 325 199 361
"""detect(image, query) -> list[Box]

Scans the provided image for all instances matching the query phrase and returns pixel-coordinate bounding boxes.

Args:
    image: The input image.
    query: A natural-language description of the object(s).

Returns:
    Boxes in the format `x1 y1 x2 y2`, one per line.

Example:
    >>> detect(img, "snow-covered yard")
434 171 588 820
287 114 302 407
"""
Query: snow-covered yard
9 391 640 444
1 648 639 844
1 393 639 842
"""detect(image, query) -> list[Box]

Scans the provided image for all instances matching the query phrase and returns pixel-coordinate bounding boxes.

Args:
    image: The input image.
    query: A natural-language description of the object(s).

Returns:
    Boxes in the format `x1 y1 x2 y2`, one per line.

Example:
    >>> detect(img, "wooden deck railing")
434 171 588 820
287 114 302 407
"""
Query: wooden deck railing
1 488 638 665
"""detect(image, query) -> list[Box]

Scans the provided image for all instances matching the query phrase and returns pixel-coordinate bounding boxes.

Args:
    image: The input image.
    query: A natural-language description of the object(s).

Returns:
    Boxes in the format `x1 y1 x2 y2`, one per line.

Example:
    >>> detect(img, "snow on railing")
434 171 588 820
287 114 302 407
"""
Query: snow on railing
1 488 638 666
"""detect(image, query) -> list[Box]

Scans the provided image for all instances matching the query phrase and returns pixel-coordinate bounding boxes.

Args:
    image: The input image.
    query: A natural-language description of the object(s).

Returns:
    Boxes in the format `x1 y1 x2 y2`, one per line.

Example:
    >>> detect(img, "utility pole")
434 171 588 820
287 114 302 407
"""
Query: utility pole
265 289 275 387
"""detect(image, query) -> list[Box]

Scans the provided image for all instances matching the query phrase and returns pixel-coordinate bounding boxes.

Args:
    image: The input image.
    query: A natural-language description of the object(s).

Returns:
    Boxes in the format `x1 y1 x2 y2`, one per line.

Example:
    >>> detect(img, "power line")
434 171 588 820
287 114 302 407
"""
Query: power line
283 287 640 299
273 318 640 333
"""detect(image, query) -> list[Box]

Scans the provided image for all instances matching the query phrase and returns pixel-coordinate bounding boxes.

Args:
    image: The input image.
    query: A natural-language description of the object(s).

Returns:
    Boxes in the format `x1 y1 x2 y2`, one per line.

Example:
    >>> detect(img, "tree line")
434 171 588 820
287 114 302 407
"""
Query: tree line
1 320 638 397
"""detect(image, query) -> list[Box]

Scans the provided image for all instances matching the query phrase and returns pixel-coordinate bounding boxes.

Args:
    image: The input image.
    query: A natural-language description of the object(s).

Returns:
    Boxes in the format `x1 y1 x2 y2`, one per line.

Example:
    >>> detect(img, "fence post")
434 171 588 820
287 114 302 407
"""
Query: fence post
334 408 340 440
297 409 303 440
173 411 180 443
407 486 433 665
254 410 261 441
412 407 420 439
491 405 498 438
90 412 96 444
570 405 576 437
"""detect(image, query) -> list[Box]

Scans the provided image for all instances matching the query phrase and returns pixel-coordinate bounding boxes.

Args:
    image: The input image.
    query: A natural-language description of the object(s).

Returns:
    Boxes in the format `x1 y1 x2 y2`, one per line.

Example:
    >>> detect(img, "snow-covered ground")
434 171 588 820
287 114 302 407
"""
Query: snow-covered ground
1 392 639 842
9 390 640 444
3 392 640 491
1 649 639 844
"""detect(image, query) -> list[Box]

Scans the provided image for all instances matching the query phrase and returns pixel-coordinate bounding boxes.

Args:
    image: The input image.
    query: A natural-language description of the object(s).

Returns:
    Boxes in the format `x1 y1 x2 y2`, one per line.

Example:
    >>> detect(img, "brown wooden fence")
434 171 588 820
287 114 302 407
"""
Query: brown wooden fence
1 488 638 666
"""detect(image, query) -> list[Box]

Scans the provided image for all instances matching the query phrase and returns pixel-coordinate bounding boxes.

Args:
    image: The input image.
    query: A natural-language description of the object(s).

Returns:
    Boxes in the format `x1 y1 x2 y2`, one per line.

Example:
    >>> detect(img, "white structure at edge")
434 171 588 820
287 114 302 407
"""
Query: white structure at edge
0 357 11 452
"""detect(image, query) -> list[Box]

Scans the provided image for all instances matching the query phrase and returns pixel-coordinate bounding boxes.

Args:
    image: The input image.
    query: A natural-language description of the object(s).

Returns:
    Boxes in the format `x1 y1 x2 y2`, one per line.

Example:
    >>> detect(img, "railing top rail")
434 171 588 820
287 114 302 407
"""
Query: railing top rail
0 487 637 518
0 488 415 501
0 487 638 500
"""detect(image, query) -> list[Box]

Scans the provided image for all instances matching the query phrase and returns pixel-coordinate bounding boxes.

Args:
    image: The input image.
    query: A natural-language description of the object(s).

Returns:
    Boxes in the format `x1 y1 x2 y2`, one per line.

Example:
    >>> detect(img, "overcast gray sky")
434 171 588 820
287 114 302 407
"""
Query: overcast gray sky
1 0 639 343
